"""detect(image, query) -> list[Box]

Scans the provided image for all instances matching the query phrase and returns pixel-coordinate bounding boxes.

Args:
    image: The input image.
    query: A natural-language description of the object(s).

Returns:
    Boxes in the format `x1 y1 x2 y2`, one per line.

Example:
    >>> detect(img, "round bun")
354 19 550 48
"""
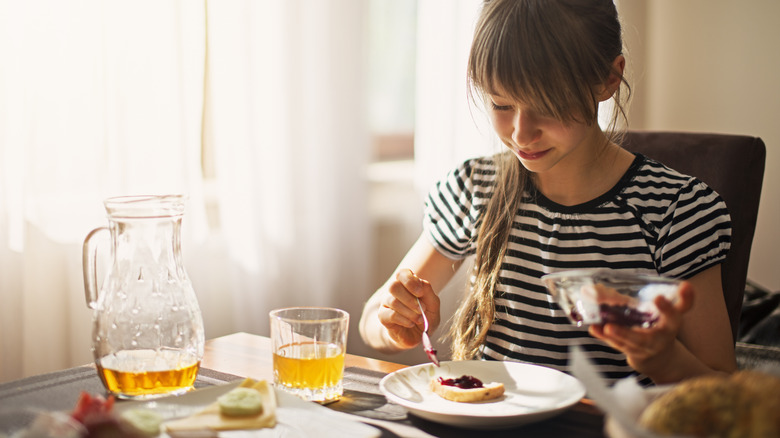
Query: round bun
638 370 780 437
430 377 505 403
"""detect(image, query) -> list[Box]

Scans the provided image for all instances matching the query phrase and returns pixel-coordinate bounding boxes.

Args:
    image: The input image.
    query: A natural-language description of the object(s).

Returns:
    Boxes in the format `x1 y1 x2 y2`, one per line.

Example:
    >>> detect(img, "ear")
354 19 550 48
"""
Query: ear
596 55 626 102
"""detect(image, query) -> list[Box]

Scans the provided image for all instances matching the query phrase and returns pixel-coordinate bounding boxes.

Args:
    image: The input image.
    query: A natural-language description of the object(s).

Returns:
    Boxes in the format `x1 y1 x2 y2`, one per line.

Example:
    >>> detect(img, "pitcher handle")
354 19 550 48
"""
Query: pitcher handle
82 227 108 309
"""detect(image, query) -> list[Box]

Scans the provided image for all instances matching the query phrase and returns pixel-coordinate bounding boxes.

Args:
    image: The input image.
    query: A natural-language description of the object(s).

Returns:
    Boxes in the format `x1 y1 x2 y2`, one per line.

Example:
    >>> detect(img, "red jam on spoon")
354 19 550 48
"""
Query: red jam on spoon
425 347 439 366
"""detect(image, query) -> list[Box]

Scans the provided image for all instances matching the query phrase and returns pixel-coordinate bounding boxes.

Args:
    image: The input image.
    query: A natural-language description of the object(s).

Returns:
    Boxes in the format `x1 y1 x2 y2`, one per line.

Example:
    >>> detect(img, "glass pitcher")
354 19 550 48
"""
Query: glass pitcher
82 195 205 400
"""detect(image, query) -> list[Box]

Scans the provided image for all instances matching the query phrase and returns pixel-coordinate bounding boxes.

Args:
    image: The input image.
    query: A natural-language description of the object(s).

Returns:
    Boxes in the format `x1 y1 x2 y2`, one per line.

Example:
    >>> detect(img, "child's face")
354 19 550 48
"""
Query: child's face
487 92 601 175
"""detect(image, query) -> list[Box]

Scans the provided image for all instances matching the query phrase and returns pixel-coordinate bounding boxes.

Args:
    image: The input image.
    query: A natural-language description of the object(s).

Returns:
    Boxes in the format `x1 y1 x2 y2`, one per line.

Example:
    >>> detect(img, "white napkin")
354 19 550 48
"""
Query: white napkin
570 347 677 438
221 394 381 438
234 391 381 438
119 383 382 438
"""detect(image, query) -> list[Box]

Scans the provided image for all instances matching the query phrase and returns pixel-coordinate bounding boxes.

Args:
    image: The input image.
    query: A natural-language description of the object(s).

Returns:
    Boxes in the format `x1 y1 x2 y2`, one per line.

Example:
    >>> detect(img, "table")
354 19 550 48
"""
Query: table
203 332 606 437
0 332 607 437
203 331 407 379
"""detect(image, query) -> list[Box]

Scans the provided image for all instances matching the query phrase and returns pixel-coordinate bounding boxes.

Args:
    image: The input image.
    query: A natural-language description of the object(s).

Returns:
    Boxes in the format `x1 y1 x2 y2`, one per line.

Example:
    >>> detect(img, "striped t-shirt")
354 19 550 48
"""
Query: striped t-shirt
423 153 731 384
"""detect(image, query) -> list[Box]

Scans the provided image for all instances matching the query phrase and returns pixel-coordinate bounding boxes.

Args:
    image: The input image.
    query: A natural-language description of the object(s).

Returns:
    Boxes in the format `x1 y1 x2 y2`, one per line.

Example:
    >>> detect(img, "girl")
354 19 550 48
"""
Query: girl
359 0 737 385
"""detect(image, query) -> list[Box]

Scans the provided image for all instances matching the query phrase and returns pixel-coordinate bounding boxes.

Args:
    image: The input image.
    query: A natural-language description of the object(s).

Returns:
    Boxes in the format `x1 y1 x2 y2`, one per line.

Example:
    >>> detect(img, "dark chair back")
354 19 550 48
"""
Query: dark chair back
622 131 766 342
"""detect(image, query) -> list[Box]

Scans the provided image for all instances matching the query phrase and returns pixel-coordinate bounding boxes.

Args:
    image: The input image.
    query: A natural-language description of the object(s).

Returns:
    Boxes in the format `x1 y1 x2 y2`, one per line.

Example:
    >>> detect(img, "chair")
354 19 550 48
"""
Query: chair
622 131 766 343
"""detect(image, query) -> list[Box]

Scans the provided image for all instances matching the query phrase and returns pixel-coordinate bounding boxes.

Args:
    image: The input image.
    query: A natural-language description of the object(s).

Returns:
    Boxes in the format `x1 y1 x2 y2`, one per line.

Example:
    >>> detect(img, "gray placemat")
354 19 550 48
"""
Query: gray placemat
0 366 397 421
330 367 408 422
0 365 603 437
338 367 605 438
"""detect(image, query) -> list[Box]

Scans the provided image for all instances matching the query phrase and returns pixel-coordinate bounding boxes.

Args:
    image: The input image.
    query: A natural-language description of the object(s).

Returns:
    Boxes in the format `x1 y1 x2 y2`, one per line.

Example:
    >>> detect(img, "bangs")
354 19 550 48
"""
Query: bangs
468 0 612 124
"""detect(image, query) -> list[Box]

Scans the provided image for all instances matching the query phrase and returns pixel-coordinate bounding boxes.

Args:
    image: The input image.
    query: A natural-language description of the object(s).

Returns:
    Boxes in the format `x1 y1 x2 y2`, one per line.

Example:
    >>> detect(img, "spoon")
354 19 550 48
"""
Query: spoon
417 297 440 367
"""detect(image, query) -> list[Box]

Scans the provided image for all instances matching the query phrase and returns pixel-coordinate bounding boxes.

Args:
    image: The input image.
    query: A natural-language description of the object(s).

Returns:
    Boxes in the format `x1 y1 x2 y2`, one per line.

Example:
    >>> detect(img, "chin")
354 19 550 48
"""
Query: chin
512 154 547 173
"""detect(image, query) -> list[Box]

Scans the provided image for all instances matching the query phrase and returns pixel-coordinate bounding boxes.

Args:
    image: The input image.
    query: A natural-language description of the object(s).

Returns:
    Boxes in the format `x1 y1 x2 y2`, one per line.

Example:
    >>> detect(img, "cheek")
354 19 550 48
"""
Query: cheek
559 124 592 144
489 112 513 137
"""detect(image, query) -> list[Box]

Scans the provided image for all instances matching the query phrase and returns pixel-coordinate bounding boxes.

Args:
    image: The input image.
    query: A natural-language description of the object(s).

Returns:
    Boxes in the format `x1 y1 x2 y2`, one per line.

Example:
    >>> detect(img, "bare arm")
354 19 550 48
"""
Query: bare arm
677 265 737 369
359 233 463 354
590 264 737 384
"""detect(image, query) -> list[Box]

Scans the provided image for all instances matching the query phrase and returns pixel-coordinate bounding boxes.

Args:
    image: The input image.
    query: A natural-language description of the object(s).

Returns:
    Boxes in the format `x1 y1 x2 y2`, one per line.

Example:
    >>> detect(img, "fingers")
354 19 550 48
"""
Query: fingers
590 323 648 360
396 269 426 298
676 281 695 312
398 269 441 326
379 288 418 329
654 281 693 313
590 323 629 344
376 268 441 350
588 324 638 358
589 281 697 375
396 269 438 316
377 305 421 349
653 281 694 335
379 269 432 328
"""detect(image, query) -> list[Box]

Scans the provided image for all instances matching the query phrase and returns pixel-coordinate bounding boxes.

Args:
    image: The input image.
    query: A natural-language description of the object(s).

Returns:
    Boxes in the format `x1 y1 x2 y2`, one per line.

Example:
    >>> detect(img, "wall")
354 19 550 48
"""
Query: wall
619 0 780 291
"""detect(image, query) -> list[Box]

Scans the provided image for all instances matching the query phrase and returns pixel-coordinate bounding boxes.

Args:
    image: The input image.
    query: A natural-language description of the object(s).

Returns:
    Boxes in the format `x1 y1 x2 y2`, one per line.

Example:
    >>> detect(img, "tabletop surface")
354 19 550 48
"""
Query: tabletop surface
0 332 607 438
202 331 408 379
202 332 607 438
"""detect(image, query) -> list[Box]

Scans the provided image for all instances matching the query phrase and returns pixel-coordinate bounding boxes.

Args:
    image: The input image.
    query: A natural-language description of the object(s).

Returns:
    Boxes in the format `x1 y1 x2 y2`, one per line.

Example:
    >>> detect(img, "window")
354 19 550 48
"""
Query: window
367 0 417 162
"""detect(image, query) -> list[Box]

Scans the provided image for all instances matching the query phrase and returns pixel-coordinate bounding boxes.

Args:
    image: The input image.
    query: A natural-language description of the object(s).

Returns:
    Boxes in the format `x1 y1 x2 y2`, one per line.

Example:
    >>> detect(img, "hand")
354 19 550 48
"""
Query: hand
589 281 695 377
377 269 441 349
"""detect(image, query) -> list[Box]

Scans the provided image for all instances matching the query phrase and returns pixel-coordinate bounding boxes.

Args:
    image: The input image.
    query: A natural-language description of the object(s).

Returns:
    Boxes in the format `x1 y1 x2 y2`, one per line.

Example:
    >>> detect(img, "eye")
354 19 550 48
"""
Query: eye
490 101 514 111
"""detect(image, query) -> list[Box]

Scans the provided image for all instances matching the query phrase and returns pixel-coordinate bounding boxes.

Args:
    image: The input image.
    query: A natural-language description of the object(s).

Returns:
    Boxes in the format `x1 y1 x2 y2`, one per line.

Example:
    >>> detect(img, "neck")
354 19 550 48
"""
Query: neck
533 131 633 206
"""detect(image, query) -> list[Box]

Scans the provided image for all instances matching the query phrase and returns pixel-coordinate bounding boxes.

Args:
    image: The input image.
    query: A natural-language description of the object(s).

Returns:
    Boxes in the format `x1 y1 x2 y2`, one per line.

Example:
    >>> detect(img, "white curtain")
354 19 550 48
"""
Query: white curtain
414 0 493 198
406 0 489 362
196 0 370 335
0 0 370 382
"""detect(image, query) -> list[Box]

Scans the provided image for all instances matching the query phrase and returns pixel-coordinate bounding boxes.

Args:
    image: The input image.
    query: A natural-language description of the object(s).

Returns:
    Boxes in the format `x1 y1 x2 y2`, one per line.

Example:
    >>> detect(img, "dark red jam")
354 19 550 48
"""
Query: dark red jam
438 375 484 389
598 303 658 327
425 348 439 365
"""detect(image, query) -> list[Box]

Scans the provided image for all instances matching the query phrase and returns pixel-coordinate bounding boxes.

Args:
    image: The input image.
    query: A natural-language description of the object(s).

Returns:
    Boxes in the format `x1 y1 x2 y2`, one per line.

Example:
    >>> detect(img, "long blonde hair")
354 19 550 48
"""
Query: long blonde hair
449 0 630 360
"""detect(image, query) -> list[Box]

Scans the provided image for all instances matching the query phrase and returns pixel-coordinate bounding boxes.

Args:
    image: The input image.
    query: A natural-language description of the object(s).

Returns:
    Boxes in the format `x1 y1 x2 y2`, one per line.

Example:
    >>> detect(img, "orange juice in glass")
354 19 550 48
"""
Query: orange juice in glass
269 307 349 403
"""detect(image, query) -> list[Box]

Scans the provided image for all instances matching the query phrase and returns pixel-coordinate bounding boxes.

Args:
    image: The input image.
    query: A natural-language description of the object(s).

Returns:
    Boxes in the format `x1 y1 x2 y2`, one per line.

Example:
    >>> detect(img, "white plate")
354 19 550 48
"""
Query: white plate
115 382 381 438
379 360 585 430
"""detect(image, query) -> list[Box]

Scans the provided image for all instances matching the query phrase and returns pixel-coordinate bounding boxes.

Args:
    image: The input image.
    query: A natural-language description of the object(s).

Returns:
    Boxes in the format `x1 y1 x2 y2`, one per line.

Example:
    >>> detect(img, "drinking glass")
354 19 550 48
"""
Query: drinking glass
269 307 349 404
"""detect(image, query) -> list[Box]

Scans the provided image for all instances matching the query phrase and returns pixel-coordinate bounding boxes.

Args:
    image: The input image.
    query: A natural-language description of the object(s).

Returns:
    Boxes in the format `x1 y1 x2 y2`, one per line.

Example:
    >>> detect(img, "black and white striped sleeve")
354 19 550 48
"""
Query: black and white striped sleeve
422 158 495 259
655 177 731 279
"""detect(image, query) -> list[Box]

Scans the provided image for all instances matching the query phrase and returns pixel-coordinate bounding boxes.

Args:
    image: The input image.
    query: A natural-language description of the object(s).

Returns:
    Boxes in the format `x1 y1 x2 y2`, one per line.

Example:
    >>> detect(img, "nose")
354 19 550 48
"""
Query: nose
512 109 542 146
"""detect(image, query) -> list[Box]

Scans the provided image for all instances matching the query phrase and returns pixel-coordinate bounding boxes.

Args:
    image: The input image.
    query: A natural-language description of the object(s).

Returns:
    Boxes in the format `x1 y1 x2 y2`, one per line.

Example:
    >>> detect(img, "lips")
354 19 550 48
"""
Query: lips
515 148 550 160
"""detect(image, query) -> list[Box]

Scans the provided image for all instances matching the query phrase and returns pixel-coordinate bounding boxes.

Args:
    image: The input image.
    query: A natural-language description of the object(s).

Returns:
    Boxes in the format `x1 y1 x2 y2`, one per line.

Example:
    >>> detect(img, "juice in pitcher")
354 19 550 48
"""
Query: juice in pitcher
96 349 200 398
